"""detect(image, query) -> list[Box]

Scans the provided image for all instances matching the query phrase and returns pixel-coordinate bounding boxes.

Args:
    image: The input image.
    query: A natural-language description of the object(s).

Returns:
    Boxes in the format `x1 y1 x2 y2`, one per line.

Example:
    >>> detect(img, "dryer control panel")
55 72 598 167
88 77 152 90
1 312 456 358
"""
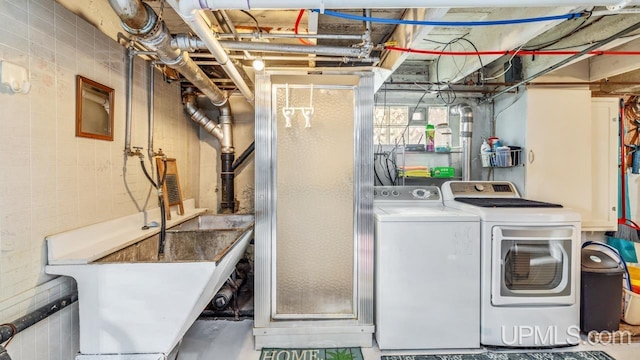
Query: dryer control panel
446 181 519 198
374 186 441 202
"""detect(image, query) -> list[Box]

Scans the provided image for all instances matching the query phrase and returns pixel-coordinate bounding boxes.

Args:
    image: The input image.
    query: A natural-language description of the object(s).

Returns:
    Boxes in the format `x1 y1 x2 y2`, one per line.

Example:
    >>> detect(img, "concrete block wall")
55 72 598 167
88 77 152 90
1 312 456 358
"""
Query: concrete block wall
0 0 201 357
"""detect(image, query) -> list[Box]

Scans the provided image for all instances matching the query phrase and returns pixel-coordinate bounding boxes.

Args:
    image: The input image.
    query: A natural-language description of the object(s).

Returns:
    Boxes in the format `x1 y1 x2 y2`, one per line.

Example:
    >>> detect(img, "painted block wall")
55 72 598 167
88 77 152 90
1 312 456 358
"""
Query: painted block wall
0 0 201 357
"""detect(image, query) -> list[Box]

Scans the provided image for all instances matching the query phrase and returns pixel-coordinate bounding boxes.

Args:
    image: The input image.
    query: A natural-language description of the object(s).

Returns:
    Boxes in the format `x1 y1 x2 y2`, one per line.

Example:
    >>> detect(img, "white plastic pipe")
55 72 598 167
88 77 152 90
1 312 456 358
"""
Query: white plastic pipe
166 0 254 103
172 0 640 11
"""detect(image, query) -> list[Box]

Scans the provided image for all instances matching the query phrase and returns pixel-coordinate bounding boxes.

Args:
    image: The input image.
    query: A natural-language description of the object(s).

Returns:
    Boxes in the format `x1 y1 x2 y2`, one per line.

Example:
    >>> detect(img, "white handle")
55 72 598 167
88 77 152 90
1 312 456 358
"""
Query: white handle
528 150 534 164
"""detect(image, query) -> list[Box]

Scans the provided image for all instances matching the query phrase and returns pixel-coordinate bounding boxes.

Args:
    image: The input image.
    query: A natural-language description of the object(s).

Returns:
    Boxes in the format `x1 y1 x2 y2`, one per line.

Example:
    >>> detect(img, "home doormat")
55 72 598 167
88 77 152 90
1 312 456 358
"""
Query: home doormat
260 348 363 360
380 351 615 360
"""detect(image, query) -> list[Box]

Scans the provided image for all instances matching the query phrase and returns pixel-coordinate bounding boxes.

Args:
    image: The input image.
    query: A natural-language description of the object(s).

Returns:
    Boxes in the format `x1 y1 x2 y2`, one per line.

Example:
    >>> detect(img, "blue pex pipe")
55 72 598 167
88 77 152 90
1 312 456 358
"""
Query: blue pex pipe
312 9 586 27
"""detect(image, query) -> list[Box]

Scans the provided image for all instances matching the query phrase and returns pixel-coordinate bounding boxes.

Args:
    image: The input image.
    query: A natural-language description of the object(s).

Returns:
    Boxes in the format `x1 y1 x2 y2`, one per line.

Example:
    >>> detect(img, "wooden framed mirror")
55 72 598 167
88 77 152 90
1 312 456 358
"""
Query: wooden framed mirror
76 75 114 141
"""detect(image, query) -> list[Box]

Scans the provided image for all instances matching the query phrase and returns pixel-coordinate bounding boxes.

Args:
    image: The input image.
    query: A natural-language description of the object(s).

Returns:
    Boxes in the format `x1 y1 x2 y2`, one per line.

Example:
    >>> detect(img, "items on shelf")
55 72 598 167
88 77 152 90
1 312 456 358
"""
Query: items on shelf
480 137 522 168
426 124 435 152
432 167 455 178
397 166 456 178
435 123 452 153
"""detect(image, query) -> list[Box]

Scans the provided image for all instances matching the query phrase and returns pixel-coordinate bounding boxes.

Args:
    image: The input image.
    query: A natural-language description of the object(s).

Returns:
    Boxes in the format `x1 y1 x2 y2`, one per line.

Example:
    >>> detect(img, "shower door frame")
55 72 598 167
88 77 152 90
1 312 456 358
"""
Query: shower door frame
254 69 374 348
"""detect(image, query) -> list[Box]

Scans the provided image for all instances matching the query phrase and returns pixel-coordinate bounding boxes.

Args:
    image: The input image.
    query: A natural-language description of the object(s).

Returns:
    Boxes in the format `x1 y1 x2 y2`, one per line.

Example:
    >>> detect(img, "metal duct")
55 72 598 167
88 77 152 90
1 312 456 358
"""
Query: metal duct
170 0 640 10
108 0 229 106
451 104 473 181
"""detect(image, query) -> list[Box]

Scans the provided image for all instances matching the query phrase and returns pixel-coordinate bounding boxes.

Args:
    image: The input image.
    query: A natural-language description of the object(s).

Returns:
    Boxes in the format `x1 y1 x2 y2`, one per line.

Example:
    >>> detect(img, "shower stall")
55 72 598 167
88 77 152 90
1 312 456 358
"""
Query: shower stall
253 70 374 348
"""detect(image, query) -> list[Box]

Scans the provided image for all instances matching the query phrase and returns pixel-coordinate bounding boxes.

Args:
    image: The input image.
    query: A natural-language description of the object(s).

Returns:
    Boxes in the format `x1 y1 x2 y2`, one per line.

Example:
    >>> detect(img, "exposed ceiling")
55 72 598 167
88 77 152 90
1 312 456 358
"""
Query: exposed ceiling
58 1 640 101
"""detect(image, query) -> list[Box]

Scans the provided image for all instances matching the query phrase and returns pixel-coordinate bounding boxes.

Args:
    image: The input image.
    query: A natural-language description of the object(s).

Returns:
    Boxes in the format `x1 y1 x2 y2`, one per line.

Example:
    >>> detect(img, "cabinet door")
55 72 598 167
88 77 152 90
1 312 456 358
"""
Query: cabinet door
524 89 592 219
586 98 618 230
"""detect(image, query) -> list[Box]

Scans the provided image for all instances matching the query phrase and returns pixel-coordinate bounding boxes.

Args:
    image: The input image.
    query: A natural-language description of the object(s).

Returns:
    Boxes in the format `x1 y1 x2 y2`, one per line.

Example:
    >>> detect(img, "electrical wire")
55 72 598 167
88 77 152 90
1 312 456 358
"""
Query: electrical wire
240 10 263 33
523 13 594 51
295 9 312 45
483 44 524 81
312 9 586 27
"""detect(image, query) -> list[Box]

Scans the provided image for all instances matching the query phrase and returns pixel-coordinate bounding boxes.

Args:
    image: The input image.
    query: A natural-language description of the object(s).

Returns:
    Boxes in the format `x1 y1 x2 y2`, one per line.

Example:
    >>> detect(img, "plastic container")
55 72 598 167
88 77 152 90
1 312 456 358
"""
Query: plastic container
495 146 512 167
580 248 625 332
432 167 455 178
480 139 491 167
426 124 435 152
623 289 640 325
434 124 452 153
629 264 640 291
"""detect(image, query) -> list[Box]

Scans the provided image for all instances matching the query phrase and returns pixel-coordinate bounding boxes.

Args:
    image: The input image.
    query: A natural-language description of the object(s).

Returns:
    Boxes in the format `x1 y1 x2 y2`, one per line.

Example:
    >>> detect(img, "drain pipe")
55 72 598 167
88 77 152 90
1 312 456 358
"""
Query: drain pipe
0 292 78 360
218 104 236 213
183 92 236 213
108 0 229 106
451 104 473 181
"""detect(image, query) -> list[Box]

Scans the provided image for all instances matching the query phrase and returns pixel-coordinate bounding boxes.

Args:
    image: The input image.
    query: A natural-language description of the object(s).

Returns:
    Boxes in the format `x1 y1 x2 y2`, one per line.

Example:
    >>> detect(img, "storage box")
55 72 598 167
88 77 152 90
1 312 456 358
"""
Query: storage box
432 167 455 178
623 288 640 325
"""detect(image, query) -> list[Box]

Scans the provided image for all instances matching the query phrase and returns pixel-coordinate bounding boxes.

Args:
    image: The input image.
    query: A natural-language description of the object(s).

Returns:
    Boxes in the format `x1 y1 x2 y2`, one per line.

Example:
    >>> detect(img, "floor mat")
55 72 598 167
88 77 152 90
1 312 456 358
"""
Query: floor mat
587 322 640 343
260 347 364 360
381 351 615 360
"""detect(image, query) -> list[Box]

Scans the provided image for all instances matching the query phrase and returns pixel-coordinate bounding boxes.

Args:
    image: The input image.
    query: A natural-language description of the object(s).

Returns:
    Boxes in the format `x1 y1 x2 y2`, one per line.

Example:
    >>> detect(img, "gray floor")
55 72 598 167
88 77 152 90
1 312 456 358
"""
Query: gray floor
177 319 640 360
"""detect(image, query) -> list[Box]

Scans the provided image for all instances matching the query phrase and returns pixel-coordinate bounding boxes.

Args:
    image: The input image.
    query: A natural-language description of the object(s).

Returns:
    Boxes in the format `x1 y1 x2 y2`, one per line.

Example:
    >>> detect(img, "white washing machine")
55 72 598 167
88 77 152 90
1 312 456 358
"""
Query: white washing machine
442 181 581 348
374 186 480 350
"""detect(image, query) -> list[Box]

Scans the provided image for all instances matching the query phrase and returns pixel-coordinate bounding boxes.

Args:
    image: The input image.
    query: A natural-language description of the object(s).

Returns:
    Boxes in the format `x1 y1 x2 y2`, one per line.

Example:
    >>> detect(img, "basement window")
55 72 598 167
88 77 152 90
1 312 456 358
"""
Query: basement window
374 106 425 145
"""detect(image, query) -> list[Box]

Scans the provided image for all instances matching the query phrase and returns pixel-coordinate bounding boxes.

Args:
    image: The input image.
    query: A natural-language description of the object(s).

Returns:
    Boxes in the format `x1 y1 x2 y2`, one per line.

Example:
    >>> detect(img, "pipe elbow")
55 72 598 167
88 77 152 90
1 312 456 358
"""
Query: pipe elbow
451 103 473 121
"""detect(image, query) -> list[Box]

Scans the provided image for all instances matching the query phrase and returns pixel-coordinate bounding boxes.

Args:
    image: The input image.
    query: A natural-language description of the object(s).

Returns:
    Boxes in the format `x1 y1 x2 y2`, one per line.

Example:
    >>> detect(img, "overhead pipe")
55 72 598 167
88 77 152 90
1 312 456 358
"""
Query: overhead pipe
450 104 473 181
192 54 380 63
165 0 255 103
108 0 229 106
173 35 367 58
216 33 366 40
485 19 640 103
168 0 640 11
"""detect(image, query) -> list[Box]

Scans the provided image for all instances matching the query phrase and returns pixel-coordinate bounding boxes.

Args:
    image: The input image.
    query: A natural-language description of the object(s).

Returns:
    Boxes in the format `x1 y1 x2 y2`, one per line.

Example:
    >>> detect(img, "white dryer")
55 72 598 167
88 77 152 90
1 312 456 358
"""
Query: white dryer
374 186 480 350
442 181 581 348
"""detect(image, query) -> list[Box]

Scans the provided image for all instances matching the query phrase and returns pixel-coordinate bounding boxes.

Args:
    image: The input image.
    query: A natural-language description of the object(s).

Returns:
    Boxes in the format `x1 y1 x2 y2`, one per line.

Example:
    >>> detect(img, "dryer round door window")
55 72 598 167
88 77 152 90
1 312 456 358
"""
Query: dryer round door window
491 226 576 306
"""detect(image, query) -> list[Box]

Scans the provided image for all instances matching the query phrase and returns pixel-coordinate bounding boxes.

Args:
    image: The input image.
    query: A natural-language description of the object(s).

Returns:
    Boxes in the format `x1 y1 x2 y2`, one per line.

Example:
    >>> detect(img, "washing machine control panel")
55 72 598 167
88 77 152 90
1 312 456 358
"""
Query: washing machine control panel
374 186 441 201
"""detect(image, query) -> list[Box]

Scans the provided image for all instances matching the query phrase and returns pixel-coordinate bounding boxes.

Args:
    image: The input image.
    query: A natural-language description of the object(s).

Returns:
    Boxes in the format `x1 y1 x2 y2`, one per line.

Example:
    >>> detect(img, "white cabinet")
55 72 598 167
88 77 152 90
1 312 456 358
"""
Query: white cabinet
494 88 617 231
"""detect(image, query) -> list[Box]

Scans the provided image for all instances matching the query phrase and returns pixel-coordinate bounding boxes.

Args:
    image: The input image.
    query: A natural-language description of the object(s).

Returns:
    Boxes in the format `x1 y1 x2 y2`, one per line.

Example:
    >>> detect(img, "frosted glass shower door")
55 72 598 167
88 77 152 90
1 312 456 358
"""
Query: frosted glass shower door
274 85 356 319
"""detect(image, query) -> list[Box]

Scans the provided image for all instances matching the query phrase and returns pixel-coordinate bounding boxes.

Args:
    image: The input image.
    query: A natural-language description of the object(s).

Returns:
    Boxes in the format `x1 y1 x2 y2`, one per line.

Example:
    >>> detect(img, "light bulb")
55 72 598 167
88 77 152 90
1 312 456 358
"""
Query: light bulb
252 57 265 71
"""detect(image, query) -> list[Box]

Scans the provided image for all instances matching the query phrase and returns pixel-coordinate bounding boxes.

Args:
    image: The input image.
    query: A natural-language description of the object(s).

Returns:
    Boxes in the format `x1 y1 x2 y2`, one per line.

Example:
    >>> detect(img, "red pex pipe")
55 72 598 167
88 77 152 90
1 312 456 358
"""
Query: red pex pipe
295 9 312 45
386 46 640 56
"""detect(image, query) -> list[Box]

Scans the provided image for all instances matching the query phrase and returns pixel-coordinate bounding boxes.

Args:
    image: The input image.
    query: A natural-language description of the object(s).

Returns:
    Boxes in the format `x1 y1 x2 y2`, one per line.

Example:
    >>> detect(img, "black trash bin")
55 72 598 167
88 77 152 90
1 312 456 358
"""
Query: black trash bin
580 248 625 332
